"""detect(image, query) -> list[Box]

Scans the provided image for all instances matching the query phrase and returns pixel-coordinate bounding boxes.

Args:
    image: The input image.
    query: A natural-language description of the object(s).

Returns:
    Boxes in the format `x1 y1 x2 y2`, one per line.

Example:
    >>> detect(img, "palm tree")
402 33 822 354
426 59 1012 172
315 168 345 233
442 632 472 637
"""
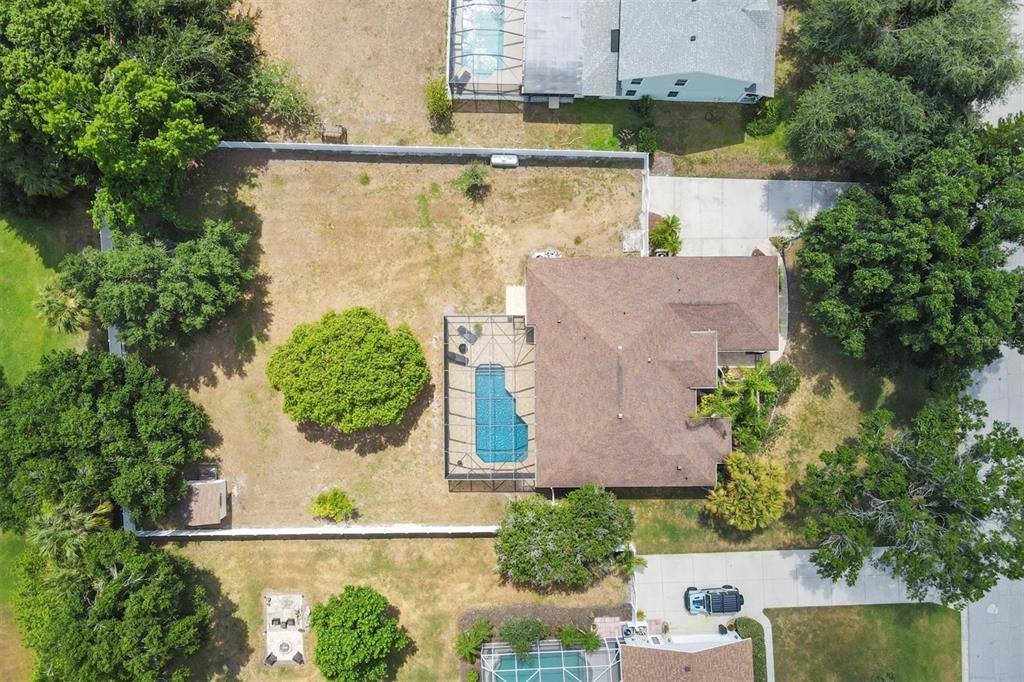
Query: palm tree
35 279 90 334
27 499 112 566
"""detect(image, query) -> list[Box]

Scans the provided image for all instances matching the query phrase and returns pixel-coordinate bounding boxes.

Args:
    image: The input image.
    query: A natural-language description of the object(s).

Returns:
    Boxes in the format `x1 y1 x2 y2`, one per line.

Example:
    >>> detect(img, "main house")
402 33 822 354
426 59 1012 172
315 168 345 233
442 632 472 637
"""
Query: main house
449 0 778 104
443 255 781 489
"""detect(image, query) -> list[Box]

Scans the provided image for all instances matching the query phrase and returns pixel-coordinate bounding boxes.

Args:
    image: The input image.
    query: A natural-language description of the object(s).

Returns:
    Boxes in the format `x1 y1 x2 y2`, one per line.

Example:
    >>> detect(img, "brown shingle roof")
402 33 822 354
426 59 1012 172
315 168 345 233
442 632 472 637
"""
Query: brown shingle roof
620 639 755 682
526 256 778 488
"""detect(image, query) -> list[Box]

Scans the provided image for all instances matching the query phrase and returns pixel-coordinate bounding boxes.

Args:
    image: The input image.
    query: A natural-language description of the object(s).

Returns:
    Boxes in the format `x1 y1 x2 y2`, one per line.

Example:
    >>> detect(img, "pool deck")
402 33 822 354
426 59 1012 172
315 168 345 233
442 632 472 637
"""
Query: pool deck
444 315 536 479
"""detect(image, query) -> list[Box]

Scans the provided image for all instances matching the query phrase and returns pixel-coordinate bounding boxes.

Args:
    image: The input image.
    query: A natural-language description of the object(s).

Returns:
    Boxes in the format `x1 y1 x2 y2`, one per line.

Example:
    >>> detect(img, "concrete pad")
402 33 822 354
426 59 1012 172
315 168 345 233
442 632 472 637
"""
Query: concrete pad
649 176 854 257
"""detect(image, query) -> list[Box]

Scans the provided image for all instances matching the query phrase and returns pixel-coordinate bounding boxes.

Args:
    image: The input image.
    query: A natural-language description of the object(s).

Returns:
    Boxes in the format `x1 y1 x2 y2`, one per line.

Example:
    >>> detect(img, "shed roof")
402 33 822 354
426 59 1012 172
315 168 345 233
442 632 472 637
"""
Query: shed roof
620 639 755 682
618 0 777 96
526 256 779 489
181 479 227 527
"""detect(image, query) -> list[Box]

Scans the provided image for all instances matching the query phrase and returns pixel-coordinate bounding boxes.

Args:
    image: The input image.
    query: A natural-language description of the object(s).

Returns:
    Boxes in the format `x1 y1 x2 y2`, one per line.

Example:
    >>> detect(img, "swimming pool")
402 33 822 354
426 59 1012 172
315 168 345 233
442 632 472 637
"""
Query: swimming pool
492 650 588 682
459 1 506 77
475 364 528 463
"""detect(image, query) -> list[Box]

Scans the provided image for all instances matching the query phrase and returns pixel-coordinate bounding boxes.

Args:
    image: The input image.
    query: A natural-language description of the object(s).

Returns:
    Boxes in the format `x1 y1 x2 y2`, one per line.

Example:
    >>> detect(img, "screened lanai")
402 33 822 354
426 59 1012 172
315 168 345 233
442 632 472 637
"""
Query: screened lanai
480 639 623 682
443 314 536 482
448 0 525 98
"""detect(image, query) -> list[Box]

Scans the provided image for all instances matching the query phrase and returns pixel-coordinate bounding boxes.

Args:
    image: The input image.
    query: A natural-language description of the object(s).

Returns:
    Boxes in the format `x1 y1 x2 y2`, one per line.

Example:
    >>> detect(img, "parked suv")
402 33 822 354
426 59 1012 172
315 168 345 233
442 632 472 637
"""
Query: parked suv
684 585 744 615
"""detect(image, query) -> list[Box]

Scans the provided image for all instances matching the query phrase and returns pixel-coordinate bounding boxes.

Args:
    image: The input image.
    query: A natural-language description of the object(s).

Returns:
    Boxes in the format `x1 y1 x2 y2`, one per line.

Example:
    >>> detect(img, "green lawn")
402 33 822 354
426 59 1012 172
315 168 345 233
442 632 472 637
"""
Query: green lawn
766 604 962 682
0 212 86 382
0 534 29 681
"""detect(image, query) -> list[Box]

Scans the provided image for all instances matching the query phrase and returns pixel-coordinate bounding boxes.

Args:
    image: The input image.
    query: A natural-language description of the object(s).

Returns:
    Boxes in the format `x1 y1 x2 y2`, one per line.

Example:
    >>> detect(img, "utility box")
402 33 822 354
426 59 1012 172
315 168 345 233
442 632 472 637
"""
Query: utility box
490 154 519 168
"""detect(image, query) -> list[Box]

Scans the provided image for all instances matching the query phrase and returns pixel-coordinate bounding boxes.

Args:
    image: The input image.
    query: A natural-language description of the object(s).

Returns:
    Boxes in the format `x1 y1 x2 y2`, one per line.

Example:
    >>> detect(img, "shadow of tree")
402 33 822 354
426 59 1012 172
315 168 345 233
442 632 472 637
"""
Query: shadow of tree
385 603 417 679
186 564 252 681
297 382 435 455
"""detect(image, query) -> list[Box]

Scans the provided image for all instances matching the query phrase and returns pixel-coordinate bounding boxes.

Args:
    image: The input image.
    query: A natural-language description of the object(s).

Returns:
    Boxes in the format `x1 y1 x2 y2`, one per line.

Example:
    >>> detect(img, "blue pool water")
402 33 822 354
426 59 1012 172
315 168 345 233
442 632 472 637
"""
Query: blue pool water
459 2 506 77
493 651 588 682
475 364 528 463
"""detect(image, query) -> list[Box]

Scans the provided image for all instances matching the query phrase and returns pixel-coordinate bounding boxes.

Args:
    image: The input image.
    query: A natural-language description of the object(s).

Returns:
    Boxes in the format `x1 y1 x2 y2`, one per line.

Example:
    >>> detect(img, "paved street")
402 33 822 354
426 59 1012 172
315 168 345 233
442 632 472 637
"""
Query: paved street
636 550 936 682
647 176 852 257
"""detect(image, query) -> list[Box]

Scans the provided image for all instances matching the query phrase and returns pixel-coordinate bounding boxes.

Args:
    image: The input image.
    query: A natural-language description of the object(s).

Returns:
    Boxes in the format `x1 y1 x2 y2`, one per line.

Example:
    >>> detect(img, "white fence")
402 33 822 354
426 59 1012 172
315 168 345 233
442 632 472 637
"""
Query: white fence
138 523 499 540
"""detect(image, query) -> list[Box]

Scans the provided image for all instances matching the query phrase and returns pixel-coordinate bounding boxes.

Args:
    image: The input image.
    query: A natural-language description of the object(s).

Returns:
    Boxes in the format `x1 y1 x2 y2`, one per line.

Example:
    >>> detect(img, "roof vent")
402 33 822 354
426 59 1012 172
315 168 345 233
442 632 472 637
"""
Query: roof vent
690 35 697 41
617 413 624 419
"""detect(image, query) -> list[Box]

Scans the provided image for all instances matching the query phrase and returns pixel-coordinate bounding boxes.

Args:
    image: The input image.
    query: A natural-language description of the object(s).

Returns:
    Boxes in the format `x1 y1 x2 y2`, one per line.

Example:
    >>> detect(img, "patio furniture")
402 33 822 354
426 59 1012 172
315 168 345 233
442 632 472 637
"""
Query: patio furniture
446 350 469 366
457 325 479 344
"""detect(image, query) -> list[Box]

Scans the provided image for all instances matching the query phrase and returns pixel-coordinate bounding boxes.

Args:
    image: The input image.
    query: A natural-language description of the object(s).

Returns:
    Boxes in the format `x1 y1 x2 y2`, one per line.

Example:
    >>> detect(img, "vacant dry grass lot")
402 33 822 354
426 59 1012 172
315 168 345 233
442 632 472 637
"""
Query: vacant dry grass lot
176 538 628 681
245 0 833 179
766 604 962 682
158 150 640 527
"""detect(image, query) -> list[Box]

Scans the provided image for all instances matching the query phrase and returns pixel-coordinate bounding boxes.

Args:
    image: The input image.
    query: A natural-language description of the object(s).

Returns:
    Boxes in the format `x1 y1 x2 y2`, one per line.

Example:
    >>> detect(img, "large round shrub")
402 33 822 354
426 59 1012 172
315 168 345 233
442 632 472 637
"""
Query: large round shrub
310 586 409 682
266 307 429 432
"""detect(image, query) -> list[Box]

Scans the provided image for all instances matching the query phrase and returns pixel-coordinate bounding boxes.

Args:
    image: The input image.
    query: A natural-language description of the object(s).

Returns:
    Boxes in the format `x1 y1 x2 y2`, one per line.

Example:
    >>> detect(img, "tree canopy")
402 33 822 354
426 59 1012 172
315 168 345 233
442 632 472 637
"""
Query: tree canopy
494 485 635 589
15 529 211 682
0 350 208 531
800 397 1024 607
789 0 1022 176
54 219 252 348
266 307 430 432
798 133 1024 379
310 586 410 682
0 0 265 203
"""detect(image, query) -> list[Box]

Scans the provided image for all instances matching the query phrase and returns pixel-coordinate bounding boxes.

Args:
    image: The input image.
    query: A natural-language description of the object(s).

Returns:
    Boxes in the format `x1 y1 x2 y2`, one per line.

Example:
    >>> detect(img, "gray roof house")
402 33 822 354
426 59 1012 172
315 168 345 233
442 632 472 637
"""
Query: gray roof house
449 0 778 103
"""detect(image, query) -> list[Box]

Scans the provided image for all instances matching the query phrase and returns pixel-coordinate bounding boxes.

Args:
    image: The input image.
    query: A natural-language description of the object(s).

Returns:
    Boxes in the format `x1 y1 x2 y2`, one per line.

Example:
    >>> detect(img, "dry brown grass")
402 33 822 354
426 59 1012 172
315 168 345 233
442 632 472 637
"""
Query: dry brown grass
157 151 639 527
174 538 628 681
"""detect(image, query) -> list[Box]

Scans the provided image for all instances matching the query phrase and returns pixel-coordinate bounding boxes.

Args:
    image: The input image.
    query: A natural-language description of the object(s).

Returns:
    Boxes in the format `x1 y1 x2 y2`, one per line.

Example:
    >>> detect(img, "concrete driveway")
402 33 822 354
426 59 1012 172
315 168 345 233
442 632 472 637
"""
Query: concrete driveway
648 176 853 257
636 550 937 682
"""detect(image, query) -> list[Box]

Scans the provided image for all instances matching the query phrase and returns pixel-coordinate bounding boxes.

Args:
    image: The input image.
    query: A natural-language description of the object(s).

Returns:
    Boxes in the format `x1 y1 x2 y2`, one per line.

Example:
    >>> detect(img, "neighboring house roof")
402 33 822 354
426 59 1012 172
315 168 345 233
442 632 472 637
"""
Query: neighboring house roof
620 639 755 682
526 256 779 489
580 0 620 96
618 0 778 96
523 0 583 94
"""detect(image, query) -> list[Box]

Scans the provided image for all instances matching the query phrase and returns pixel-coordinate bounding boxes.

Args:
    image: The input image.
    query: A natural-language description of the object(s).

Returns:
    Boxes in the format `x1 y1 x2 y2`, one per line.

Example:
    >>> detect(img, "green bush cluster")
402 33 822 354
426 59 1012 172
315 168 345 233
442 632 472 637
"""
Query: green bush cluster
494 485 635 589
745 96 786 137
499 617 547 657
649 214 682 255
556 624 602 652
266 307 430 433
734 617 768 682
455 618 492 662
697 361 799 454
456 162 489 201
706 452 787 532
310 488 356 522
425 75 453 131
251 59 318 132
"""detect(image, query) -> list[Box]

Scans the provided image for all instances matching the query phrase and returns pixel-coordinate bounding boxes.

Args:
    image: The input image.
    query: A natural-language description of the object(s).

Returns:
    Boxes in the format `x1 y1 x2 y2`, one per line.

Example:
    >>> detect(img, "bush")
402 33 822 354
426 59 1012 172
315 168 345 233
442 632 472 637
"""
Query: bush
499 617 546 657
310 586 409 682
745 96 786 137
649 214 681 255
467 671 480 682
734 617 768 682
494 485 635 589
556 624 602 652
767 361 801 397
251 60 318 132
455 618 492 662
456 162 489 201
706 452 787 532
266 307 429 432
631 95 655 121
310 488 356 522
697 361 786 454
425 75 453 130
637 125 658 154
